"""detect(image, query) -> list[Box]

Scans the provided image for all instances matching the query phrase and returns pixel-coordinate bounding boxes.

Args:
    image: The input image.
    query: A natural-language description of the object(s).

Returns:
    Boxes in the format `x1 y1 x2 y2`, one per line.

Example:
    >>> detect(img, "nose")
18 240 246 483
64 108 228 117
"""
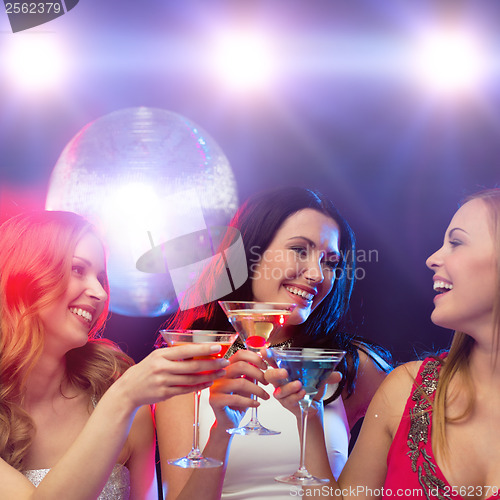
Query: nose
87 276 108 302
303 255 325 284
426 246 443 271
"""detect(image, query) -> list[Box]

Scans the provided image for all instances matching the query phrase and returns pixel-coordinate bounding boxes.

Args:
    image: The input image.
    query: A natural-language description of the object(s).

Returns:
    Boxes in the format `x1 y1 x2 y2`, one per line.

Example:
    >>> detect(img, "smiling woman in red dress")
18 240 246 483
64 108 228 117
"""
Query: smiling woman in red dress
266 188 500 500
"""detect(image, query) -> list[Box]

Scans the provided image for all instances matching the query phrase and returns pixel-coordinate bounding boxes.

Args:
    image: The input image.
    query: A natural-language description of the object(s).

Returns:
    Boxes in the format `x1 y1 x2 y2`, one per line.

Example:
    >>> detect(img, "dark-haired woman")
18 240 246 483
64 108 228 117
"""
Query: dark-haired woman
156 187 392 500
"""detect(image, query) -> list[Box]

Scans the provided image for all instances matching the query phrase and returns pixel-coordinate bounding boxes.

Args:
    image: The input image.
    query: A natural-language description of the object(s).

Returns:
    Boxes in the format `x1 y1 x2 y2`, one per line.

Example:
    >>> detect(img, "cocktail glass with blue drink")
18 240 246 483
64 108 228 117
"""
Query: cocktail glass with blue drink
268 347 345 485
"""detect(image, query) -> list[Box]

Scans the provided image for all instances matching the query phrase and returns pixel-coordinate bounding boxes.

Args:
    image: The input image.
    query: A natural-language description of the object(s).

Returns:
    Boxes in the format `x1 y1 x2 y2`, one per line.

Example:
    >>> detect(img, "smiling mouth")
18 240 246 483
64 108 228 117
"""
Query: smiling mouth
433 281 453 294
69 307 93 324
285 285 314 302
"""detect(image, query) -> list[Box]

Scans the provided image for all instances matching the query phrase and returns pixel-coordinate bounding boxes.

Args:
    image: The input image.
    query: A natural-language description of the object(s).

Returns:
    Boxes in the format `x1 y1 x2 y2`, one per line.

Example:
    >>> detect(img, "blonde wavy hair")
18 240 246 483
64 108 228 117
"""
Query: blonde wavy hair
432 188 500 459
0 211 133 471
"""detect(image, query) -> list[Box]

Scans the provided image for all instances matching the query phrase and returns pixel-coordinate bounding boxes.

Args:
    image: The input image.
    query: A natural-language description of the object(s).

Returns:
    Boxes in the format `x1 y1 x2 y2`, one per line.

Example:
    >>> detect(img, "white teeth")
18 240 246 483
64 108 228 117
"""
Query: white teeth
285 286 314 301
433 281 453 292
69 307 93 323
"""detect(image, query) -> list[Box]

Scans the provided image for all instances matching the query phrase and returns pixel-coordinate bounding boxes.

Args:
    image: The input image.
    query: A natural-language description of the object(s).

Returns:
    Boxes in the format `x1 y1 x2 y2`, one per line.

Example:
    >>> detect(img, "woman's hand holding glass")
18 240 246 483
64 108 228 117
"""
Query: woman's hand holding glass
115 344 230 408
209 350 270 431
264 359 342 419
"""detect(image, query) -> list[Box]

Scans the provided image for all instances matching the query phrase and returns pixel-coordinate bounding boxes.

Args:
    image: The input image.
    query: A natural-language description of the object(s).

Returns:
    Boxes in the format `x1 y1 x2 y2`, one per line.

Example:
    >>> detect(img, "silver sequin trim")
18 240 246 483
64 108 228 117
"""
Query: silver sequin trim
407 359 451 500
24 464 130 499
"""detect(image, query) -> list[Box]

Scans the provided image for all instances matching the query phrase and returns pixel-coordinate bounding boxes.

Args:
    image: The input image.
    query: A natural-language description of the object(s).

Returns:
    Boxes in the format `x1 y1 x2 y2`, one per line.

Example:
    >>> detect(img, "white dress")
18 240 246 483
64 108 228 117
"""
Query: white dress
198 383 349 499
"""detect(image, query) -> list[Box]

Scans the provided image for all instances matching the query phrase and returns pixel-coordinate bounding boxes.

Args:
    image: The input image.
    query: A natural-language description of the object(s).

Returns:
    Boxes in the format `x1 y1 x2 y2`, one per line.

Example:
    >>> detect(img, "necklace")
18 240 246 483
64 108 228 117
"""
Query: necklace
225 338 292 358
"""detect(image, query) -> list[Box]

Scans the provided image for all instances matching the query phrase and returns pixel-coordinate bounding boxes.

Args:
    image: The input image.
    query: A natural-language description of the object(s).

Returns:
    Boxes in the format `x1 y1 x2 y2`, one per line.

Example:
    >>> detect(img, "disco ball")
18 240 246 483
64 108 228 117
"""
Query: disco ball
46 107 239 316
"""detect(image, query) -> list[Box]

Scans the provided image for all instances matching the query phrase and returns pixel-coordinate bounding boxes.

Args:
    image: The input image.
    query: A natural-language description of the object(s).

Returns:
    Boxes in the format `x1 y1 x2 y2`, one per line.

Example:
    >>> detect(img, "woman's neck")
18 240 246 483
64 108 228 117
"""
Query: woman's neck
268 325 294 345
24 353 70 406
467 332 500 384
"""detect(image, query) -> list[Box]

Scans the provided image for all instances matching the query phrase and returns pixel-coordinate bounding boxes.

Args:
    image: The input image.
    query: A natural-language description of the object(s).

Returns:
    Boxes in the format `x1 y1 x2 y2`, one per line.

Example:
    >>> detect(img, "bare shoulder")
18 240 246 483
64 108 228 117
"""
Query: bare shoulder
365 360 422 437
373 360 422 402
338 360 422 489
357 347 390 379
342 348 422 430
384 360 421 386
341 348 390 428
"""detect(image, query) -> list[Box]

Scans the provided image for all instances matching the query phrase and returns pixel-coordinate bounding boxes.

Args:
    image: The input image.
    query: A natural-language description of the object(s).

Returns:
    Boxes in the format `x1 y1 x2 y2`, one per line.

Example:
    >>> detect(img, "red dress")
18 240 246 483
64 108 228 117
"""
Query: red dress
383 357 500 500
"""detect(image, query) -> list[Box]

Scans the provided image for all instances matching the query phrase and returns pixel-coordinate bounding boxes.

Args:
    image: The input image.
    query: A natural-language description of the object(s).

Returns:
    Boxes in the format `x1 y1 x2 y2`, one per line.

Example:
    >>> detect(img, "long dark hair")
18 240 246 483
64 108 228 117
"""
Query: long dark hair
160 187 393 397
164 187 356 341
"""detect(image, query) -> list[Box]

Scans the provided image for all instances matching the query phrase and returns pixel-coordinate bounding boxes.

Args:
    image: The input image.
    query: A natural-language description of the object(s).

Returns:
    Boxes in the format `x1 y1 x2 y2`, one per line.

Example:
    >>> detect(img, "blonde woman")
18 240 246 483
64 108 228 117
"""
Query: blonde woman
267 188 500 499
0 211 228 499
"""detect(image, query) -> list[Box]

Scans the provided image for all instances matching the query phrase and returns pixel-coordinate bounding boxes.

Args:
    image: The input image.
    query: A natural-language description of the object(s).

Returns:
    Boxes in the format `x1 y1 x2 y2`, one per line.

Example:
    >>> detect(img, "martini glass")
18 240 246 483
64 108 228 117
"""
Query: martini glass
218 301 296 436
160 329 238 468
268 347 345 485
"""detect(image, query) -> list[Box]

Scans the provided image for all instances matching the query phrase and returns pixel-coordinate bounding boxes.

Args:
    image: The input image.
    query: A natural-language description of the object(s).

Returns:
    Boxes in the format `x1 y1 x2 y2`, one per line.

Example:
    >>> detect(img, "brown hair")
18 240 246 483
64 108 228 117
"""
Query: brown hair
0 211 133 470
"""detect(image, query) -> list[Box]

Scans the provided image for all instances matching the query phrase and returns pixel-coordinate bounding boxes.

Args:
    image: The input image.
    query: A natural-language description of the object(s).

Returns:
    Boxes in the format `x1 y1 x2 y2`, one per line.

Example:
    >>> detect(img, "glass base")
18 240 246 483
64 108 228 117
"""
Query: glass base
227 423 281 436
167 455 223 468
275 472 330 486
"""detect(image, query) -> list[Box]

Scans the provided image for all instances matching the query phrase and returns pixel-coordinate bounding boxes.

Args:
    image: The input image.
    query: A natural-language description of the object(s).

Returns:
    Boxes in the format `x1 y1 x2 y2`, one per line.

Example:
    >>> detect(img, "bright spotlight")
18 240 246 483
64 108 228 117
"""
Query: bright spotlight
4 34 67 93
413 29 486 95
211 31 275 92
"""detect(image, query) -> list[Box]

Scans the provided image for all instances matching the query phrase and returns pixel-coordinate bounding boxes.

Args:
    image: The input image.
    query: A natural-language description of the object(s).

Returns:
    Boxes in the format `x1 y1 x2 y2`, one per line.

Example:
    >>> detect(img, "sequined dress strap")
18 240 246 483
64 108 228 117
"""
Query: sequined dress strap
23 396 130 499
384 356 445 499
23 464 130 499
405 357 445 497
385 356 500 500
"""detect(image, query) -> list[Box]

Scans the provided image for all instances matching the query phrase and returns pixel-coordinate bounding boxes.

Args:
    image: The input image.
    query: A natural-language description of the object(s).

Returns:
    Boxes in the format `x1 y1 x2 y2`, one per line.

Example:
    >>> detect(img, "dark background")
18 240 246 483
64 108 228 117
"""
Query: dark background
1 0 499 364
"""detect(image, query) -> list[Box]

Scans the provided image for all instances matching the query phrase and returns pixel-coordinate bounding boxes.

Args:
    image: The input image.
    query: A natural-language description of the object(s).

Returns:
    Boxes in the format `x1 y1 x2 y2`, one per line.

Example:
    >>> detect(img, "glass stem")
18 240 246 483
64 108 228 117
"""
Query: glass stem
190 390 202 457
297 400 311 475
248 386 260 426
247 348 262 427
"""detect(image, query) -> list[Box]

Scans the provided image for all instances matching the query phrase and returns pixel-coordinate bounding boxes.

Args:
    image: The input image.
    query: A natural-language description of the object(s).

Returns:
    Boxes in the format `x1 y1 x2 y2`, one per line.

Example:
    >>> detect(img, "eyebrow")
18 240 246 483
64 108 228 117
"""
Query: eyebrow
73 256 91 266
288 236 341 259
73 256 108 280
448 227 469 238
